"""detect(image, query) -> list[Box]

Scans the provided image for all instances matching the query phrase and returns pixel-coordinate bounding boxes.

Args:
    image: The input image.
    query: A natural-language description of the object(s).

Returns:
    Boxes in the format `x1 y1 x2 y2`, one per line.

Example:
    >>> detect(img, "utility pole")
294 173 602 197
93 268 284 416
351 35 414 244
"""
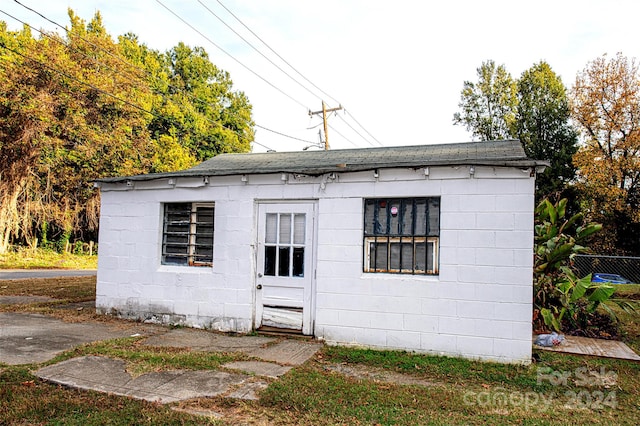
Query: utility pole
309 101 342 150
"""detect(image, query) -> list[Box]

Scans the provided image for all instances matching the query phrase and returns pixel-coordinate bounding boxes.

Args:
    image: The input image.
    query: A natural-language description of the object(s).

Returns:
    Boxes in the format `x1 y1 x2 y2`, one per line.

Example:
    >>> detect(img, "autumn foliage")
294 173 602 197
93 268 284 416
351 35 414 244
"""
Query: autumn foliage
0 11 254 252
570 53 640 254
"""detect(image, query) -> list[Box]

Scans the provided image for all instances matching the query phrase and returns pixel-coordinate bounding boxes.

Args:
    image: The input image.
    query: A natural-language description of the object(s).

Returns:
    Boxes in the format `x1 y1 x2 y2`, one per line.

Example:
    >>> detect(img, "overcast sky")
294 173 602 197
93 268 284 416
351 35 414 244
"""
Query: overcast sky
2 0 639 152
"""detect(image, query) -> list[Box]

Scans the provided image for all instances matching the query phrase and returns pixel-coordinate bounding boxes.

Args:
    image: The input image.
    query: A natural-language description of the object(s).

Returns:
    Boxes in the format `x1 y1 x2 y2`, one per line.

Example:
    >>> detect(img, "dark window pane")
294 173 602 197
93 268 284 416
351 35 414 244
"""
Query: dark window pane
415 241 426 271
278 247 290 276
388 200 402 235
428 198 440 236
390 242 401 270
376 200 388 235
164 255 187 265
293 247 304 277
414 199 427 236
264 246 276 276
401 242 414 271
375 241 389 272
400 200 413 236
364 199 376 235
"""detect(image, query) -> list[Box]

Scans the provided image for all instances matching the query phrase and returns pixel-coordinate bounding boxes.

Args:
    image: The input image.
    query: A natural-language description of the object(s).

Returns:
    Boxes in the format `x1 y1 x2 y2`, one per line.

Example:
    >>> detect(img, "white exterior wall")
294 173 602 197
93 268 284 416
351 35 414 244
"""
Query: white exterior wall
97 164 534 363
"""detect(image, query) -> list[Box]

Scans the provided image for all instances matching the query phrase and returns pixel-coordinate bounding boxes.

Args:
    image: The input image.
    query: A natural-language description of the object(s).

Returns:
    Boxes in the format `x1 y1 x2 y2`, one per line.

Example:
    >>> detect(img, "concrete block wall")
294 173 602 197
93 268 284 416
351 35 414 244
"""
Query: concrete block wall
313 166 534 364
97 164 535 363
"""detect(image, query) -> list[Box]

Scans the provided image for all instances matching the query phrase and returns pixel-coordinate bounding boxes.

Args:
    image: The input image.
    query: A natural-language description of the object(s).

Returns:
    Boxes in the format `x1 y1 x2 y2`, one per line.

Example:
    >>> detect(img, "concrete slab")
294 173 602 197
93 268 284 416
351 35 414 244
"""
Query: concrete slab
246 340 323 365
35 356 248 404
141 328 275 352
226 380 269 400
534 335 640 361
223 360 292 378
0 312 161 365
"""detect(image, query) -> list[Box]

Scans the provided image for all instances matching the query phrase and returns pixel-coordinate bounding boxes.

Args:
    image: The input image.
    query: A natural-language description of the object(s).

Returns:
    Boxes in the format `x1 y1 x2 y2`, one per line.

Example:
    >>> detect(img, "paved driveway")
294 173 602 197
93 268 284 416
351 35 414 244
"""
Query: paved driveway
0 269 96 280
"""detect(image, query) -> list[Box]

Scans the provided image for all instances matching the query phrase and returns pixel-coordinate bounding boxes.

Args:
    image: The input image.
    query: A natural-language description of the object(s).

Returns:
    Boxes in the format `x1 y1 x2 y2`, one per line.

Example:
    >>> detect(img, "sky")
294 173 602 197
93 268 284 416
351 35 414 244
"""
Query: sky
2 0 640 153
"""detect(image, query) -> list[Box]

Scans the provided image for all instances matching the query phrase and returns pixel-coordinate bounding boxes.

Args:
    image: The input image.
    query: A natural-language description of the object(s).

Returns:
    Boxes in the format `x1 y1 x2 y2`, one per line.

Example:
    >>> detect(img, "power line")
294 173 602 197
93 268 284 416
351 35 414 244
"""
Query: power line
343 110 385 146
5 3 308 151
0 39 276 152
12 0 145 80
214 0 341 107
335 112 378 147
0 40 157 116
155 0 309 111
196 0 325 104
0 9 145 87
255 124 316 144
328 124 358 148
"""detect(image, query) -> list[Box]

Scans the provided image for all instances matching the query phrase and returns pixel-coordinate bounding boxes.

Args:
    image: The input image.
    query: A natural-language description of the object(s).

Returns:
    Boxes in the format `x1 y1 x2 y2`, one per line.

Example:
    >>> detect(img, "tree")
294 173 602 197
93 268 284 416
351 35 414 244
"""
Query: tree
570 53 640 254
516 61 578 200
453 60 518 140
0 10 254 253
143 42 254 163
454 60 579 202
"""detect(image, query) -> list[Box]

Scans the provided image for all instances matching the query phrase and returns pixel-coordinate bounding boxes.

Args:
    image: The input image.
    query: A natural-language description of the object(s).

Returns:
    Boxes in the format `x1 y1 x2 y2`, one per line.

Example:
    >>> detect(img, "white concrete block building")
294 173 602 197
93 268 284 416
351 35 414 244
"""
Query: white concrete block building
95 140 546 364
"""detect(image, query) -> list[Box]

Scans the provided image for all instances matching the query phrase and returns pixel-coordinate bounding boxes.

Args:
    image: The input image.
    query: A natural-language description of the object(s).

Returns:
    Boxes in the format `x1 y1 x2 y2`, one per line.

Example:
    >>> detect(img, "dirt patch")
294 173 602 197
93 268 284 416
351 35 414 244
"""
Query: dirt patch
324 363 439 387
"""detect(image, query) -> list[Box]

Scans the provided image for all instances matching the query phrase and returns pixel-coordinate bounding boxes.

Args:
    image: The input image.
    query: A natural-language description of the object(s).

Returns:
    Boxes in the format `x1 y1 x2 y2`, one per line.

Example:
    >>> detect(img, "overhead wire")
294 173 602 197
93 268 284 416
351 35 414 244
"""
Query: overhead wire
6 1 310 150
327 124 359 148
11 0 145 80
154 0 309 111
336 112 382 147
0 40 158 119
213 0 341 107
209 0 385 148
10 0 385 150
344 109 385 146
0 26 275 152
196 0 325 103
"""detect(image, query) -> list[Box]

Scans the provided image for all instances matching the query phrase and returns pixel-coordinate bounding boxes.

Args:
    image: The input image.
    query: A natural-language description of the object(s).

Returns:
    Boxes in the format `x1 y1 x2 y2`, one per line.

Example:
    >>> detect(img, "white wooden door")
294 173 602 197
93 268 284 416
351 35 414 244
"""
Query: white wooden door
255 202 315 335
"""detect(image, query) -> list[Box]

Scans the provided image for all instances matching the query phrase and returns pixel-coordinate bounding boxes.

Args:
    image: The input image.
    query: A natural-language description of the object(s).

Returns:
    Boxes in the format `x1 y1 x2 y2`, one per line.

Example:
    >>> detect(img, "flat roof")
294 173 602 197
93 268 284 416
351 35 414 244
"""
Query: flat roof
98 140 548 183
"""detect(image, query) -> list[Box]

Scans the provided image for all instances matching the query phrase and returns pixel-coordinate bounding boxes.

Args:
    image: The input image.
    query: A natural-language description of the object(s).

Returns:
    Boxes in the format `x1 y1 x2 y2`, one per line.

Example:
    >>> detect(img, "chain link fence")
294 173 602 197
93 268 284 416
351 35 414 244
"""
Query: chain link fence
573 254 640 284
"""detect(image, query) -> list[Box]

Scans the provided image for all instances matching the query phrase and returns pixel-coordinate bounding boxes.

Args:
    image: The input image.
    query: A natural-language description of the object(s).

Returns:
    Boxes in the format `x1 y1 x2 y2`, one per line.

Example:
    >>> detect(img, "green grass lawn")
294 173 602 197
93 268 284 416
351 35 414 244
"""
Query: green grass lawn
1 278 639 425
0 247 97 269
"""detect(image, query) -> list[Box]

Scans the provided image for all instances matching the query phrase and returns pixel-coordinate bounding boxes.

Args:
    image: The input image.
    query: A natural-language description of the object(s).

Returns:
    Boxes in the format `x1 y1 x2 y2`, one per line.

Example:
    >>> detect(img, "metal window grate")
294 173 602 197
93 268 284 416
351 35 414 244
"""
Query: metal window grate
363 198 440 275
162 202 214 266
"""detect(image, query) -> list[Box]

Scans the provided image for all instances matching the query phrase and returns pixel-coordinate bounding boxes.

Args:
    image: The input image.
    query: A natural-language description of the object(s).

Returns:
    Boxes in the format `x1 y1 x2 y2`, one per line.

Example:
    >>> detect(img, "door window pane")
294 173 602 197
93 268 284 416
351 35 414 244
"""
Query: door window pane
265 214 277 244
264 246 276 276
278 247 290 276
279 214 291 244
293 214 305 244
293 247 305 277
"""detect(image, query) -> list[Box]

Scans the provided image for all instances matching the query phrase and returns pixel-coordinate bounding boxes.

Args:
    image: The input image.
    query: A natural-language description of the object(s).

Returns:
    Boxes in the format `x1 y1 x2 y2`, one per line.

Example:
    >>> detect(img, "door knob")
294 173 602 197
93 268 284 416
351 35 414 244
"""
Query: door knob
256 284 262 289
257 272 263 277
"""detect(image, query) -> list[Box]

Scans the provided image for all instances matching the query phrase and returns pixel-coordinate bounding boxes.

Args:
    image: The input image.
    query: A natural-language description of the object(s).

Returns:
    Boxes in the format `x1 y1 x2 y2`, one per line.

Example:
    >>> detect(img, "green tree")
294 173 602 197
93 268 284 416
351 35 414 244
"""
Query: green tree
145 42 254 163
516 61 578 200
0 10 254 252
570 53 640 254
453 60 518 140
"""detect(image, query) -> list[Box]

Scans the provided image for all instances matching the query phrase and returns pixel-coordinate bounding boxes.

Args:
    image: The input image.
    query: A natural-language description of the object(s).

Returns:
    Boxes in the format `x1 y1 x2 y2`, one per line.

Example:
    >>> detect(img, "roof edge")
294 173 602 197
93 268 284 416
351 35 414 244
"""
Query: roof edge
96 159 549 184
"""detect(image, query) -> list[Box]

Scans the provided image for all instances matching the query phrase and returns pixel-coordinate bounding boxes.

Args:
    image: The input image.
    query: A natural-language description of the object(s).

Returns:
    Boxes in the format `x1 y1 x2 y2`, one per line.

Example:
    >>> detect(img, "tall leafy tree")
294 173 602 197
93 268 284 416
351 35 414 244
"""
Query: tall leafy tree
516 61 578 200
0 10 254 252
453 60 518 140
145 42 254 163
570 53 640 254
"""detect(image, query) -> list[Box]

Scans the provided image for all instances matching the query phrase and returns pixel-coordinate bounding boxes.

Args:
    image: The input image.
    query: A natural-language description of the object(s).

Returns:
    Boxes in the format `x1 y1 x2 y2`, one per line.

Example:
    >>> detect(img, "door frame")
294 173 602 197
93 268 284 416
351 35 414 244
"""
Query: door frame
253 199 318 335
